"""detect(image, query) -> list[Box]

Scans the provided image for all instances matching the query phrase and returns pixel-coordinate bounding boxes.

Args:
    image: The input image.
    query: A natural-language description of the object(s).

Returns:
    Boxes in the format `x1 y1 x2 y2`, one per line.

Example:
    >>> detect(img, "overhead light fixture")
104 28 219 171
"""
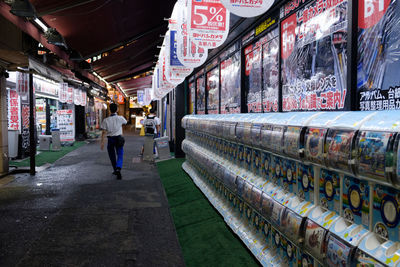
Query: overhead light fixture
34 18 48 32
45 28 67 48
10 0 36 17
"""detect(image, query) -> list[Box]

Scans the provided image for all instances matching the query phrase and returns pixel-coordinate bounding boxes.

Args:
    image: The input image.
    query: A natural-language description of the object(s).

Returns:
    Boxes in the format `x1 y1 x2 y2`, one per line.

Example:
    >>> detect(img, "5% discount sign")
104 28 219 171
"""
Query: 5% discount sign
190 0 228 31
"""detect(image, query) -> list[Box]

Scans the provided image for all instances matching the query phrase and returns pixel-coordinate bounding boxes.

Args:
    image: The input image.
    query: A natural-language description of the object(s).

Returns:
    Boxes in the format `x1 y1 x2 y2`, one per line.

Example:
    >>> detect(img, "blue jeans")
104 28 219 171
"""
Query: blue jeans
107 136 124 170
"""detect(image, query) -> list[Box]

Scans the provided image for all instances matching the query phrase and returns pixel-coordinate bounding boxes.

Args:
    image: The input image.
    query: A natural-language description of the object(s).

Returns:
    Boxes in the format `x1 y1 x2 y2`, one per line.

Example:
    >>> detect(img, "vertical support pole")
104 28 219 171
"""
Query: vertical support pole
347 0 358 111
29 72 35 175
174 82 185 158
45 98 50 135
0 70 9 174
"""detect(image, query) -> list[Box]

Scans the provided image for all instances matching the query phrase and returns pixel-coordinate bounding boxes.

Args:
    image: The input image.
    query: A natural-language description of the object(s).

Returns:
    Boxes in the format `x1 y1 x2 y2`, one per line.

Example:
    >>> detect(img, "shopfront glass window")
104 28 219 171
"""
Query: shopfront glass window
221 51 241 114
262 28 279 112
357 0 400 111
281 0 349 111
206 67 220 114
245 45 262 113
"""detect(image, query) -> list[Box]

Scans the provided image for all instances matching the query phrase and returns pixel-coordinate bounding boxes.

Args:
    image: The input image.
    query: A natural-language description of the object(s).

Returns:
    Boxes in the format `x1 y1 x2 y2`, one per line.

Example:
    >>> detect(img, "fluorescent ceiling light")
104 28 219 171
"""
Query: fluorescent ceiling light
34 18 48 32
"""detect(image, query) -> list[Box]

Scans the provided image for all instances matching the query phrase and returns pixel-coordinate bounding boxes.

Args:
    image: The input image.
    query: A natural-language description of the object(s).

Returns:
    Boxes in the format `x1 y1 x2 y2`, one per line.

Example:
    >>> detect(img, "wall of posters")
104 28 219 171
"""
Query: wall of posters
262 28 279 112
189 82 195 114
196 76 206 114
357 0 400 111
245 45 262 112
206 67 220 114
221 51 241 114
281 0 349 111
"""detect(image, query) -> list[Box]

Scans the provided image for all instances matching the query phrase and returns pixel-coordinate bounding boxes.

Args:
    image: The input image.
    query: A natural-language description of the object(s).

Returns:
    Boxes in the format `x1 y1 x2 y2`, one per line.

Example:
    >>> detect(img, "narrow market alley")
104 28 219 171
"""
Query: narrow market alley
0 134 185 267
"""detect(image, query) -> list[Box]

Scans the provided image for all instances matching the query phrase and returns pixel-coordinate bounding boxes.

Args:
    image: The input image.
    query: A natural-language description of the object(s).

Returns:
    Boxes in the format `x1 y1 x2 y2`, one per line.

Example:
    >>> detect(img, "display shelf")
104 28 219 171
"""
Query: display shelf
182 111 400 266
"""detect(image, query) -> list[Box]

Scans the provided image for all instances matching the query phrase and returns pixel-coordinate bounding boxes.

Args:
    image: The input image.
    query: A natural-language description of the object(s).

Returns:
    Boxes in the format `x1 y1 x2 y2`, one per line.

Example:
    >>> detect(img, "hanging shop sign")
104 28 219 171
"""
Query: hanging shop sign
81 90 87 106
21 104 31 154
57 109 74 142
144 88 152 106
74 88 81 106
117 92 125 104
33 77 58 97
16 72 29 104
220 0 274 18
187 0 230 49
59 83 68 103
159 49 176 91
67 86 74 104
357 0 400 111
7 89 21 131
137 90 144 106
165 29 193 84
221 51 241 114
280 0 349 111
206 67 219 114
176 0 209 68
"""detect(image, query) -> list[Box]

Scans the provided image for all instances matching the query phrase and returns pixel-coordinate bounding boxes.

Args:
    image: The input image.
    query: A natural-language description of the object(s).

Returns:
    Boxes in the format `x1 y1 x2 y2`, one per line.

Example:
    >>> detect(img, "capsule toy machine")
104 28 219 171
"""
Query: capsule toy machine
355 231 400 266
319 169 341 214
297 163 315 204
324 232 356 267
250 186 263 234
280 207 306 246
303 218 328 263
243 114 263 181
270 224 298 267
260 151 272 190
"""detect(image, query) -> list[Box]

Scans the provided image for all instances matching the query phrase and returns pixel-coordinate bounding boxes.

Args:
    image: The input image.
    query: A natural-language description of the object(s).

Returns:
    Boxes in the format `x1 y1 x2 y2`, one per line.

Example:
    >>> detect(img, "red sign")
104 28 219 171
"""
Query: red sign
358 0 390 29
8 90 20 130
117 93 125 104
190 0 227 31
67 87 74 104
281 13 296 60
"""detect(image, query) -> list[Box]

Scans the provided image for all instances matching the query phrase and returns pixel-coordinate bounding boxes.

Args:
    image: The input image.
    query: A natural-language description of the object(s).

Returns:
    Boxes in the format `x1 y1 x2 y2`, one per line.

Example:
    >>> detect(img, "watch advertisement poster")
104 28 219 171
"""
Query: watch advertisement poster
245 45 262 113
206 67 219 114
281 0 349 111
263 29 279 112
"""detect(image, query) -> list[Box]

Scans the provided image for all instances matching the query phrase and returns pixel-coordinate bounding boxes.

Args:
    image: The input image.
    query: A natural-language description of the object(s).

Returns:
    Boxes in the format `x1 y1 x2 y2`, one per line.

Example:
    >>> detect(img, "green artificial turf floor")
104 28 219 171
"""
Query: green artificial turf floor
10 141 86 167
156 158 260 267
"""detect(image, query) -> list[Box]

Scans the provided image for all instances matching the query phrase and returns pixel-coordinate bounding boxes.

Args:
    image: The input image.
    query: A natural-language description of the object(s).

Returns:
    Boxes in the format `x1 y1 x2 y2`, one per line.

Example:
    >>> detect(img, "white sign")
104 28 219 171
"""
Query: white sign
176 1 209 68
59 83 68 103
187 0 230 49
57 109 74 142
74 88 81 106
220 0 274 18
16 72 29 103
67 87 74 104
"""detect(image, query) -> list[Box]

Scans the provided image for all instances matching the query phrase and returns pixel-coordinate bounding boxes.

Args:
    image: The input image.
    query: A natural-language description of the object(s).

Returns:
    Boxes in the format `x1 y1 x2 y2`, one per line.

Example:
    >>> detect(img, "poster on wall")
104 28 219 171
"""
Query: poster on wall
7 89 21 131
21 104 31 155
16 72 29 104
262 29 279 112
57 109 74 142
357 0 400 111
281 0 349 111
189 81 195 114
196 76 206 114
206 67 219 114
221 51 241 114
245 45 262 112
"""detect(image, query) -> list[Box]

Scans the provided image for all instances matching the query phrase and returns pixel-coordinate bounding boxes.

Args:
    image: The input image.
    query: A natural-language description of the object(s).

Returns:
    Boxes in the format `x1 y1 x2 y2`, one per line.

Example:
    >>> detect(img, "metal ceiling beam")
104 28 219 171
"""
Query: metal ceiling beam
37 0 96 17
109 64 153 84
102 59 154 81
82 23 167 60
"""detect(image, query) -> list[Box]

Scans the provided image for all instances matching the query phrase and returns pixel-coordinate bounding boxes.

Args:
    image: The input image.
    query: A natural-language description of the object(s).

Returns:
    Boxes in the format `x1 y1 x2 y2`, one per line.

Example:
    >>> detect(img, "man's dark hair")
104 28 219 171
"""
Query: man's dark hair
110 103 118 113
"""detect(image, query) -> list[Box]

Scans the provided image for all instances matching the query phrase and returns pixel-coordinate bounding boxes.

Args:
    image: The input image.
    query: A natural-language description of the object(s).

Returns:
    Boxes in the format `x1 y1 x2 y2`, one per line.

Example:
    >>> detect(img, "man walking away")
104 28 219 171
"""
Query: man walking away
100 103 127 179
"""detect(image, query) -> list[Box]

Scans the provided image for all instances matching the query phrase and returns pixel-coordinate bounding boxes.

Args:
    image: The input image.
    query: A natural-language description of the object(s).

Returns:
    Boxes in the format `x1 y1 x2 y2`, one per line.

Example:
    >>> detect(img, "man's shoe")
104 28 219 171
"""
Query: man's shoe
116 170 122 180
112 170 117 175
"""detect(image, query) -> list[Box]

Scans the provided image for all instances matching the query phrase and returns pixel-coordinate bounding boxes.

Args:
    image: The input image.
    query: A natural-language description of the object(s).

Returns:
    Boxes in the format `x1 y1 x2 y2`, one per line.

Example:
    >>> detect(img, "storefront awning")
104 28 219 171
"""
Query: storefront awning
28 57 63 82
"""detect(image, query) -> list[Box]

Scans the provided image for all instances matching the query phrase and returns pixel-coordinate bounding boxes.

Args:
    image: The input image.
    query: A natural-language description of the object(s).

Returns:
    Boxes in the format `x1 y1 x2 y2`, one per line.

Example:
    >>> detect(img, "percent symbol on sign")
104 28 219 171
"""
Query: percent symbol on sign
210 7 223 22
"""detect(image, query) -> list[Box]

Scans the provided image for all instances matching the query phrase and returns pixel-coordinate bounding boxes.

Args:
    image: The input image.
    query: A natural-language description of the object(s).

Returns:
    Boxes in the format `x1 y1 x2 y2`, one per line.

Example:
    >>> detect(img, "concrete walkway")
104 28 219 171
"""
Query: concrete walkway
0 135 185 267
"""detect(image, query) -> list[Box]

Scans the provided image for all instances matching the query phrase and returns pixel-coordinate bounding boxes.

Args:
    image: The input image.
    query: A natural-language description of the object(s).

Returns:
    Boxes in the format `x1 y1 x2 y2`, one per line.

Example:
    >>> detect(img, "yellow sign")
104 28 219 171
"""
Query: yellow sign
255 17 276 36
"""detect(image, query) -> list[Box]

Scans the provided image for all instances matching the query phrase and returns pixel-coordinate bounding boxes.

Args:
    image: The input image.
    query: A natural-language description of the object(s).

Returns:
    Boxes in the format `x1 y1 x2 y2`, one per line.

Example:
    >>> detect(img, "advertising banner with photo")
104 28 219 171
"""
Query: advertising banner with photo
196 75 206 114
7 89 21 131
16 72 29 104
189 81 195 114
57 109 74 142
357 0 400 111
187 0 230 49
245 44 262 112
59 82 68 103
144 88 152 105
206 67 219 114
176 0 209 68
262 28 279 112
220 0 274 17
281 0 349 111
137 90 144 106
221 51 241 114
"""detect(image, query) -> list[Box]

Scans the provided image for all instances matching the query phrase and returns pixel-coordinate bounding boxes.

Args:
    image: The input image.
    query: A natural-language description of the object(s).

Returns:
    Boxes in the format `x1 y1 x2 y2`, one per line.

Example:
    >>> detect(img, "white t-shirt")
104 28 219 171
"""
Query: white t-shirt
101 114 127 136
144 115 161 134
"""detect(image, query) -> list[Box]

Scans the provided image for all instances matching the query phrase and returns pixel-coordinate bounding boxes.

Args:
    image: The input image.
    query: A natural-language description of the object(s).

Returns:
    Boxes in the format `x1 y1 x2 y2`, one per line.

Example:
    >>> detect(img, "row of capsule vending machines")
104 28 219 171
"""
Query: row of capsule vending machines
181 111 400 267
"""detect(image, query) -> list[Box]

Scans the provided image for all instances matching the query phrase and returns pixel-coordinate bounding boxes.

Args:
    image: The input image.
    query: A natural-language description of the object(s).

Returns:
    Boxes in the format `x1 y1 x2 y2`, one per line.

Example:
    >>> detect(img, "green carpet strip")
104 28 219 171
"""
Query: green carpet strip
10 141 86 167
157 158 259 267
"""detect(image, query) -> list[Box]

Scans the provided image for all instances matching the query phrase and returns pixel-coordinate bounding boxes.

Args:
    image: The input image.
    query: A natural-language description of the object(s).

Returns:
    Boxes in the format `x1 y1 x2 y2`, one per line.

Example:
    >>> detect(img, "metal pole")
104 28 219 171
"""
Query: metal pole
29 72 35 175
